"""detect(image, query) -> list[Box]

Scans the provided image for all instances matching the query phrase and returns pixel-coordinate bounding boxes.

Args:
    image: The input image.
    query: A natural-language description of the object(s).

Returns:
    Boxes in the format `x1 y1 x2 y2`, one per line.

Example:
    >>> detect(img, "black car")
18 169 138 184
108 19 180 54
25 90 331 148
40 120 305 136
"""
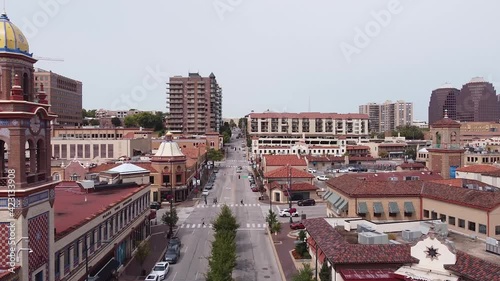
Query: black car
297 199 316 206
150 202 161 210
168 237 181 248
164 246 180 264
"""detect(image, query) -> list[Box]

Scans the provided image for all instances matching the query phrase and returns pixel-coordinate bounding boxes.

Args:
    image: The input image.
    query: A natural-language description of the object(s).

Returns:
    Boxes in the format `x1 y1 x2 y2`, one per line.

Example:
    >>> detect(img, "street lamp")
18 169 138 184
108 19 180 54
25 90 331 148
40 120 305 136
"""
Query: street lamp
168 160 174 238
288 165 293 223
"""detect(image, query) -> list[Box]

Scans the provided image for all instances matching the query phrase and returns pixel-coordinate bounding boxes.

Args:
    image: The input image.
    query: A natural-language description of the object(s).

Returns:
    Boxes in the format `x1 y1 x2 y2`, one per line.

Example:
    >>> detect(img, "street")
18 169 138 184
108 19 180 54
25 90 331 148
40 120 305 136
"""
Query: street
162 130 282 281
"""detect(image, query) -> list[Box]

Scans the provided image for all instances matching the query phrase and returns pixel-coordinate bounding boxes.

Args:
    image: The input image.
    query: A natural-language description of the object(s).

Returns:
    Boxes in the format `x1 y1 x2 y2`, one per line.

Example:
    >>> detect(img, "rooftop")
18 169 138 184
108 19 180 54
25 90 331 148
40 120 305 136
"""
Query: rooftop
89 162 158 173
456 164 500 173
267 181 318 191
53 183 149 239
249 112 368 119
264 166 314 179
263 154 307 166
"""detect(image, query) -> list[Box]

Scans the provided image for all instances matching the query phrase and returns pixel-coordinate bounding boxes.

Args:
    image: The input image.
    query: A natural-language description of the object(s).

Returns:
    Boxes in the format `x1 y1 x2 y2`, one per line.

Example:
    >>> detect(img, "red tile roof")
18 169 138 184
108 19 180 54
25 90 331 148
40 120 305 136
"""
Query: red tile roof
303 218 416 265
54 184 148 240
456 164 500 173
429 178 491 188
432 117 461 128
304 155 331 162
264 166 314 179
329 171 442 182
445 251 500 281
379 143 407 147
263 154 307 166
347 145 370 150
267 181 317 191
399 162 426 169
249 112 368 119
326 175 423 197
89 162 158 173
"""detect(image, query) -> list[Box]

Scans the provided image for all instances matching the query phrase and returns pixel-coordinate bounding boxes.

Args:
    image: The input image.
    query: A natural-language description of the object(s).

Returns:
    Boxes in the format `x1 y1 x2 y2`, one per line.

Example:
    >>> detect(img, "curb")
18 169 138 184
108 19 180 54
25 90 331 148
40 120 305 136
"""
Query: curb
267 228 287 281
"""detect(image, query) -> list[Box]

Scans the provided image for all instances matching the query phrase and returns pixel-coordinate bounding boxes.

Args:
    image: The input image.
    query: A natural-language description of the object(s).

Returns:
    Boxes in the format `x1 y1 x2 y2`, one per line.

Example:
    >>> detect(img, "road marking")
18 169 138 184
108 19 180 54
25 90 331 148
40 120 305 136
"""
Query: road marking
230 204 234 207
252 223 255 228
195 272 199 280
246 223 250 228
197 224 201 228
180 224 185 228
171 272 178 281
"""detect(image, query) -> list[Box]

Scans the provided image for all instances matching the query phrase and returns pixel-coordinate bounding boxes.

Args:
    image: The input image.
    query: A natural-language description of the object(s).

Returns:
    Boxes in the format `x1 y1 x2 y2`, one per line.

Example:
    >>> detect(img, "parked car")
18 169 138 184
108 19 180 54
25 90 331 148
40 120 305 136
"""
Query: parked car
150 202 161 210
168 237 181 248
164 244 180 264
150 262 169 280
251 187 260 192
250 183 256 188
297 199 316 206
290 222 306 230
280 208 299 217
202 190 209 197
145 274 160 281
308 168 317 173
316 175 329 181
204 184 213 190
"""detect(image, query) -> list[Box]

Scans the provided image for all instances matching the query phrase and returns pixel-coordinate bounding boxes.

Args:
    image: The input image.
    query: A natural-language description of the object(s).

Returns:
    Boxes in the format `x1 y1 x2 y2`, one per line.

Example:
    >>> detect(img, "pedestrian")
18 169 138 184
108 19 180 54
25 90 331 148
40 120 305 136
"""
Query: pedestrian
202 218 205 226
240 199 244 205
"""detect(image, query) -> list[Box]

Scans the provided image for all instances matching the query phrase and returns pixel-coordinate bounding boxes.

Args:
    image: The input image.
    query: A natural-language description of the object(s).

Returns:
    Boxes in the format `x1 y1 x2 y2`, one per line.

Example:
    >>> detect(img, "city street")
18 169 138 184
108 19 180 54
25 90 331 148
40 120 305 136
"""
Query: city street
164 131 282 281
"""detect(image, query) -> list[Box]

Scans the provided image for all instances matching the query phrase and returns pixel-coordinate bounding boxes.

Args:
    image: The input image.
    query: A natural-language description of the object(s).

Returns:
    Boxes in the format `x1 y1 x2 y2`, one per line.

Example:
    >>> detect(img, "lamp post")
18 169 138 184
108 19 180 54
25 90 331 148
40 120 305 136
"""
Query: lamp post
168 160 174 238
288 165 293 223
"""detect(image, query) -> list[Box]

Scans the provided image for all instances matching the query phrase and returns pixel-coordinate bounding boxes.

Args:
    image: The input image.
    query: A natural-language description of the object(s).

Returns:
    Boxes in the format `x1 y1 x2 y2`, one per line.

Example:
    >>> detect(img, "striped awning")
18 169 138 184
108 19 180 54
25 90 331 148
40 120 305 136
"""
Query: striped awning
323 191 332 199
338 200 348 211
328 193 340 205
373 202 384 214
357 202 368 214
334 199 345 209
404 202 415 213
388 202 399 214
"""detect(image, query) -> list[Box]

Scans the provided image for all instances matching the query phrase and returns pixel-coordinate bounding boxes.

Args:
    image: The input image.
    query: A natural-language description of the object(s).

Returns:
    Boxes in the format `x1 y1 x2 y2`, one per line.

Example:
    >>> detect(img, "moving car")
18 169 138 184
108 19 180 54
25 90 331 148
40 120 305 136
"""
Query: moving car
280 208 299 217
290 222 306 230
308 168 317 173
251 187 260 192
164 244 180 264
202 190 209 197
316 175 329 181
150 262 169 280
145 274 160 281
297 199 316 206
168 237 181 249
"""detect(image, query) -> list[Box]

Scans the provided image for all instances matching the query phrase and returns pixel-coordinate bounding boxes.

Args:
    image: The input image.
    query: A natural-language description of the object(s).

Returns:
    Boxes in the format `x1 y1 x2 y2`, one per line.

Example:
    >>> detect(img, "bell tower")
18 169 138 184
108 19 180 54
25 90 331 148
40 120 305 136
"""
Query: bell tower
0 12 58 281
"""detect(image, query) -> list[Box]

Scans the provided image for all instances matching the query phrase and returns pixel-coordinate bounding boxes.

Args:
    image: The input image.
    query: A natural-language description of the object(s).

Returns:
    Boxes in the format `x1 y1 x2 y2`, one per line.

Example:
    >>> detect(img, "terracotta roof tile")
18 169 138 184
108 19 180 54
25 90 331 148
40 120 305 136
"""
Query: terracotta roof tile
379 143 407 147
326 175 423 197
89 162 158 173
399 162 425 168
432 117 461 128
456 164 500 173
347 145 370 150
264 166 314 179
305 155 331 162
429 178 491 188
267 182 317 191
445 251 500 281
263 154 307 166
303 218 416 265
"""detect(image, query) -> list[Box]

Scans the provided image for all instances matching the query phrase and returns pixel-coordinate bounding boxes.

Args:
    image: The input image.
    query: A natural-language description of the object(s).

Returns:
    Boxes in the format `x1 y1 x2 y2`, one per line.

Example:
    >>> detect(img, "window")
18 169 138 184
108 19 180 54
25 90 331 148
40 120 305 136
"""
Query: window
440 214 446 223
479 224 487 234
431 211 438 220
74 240 79 265
110 217 114 235
55 252 60 276
64 247 70 269
448 216 455 226
496 225 500 235
150 176 155 184
176 174 182 183
458 219 465 228
103 222 108 240
468 221 476 232
423 209 429 218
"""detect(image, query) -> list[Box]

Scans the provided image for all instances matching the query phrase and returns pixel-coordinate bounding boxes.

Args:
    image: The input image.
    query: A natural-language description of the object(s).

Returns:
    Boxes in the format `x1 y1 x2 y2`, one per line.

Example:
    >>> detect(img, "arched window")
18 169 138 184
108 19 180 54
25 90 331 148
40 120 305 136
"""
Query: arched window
52 173 60 181
23 73 29 101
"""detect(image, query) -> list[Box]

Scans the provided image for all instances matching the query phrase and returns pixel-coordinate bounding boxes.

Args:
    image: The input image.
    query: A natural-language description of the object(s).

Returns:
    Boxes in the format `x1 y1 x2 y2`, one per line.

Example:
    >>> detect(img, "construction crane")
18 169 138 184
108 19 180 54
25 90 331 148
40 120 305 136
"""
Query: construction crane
33 56 64 62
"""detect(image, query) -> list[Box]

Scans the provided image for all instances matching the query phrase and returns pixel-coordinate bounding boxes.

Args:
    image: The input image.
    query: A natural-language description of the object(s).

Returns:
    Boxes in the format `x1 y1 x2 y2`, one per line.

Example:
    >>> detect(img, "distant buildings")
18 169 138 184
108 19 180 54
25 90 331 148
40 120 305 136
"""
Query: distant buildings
34 68 83 126
359 100 413 133
428 77 500 124
166 72 223 134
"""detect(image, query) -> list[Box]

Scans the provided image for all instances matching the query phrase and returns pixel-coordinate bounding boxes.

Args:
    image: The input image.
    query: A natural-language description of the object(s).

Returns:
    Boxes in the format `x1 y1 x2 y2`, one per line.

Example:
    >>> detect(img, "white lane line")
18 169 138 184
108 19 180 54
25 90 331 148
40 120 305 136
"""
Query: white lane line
252 223 255 228
197 224 201 228
180 224 185 228
171 271 178 281
246 223 250 228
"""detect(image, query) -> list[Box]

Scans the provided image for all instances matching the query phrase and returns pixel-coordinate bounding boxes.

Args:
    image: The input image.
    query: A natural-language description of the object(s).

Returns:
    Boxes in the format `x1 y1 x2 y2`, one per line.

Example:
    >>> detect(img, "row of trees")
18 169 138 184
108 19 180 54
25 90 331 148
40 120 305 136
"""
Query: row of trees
371 125 426 140
291 231 332 281
206 205 239 281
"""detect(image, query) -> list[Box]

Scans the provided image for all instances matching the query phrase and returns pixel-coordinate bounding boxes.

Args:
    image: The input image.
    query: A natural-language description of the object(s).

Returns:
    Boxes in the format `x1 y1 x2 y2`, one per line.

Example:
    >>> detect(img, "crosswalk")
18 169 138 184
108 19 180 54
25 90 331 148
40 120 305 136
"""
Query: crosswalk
196 203 261 208
179 223 267 229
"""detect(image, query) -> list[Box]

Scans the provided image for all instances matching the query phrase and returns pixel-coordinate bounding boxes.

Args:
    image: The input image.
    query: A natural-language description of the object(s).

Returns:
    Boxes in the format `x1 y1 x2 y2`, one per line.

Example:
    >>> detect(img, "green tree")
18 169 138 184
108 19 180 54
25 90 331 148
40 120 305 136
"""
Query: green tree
135 240 150 275
265 210 278 228
376 132 385 139
319 262 332 281
89 119 100 126
222 131 231 144
111 117 122 127
212 205 240 234
238 117 246 129
161 208 179 230
124 115 138 127
378 150 388 158
404 146 416 160
392 125 424 140
82 109 96 118
207 149 224 161
271 221 282 236
229 119 236 128
292 263 314 281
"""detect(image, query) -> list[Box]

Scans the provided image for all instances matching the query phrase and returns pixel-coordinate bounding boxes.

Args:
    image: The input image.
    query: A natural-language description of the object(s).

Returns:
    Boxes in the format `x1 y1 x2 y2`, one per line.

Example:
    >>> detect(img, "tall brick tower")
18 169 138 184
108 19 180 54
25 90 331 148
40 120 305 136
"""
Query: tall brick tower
427 111 463 179
0 13 58 281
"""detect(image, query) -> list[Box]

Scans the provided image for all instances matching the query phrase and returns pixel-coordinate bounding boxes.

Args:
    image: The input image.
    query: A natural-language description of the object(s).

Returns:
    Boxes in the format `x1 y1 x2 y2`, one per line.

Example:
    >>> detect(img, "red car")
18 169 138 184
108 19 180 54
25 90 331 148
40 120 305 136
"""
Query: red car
251 187 260 192
290 222 305 230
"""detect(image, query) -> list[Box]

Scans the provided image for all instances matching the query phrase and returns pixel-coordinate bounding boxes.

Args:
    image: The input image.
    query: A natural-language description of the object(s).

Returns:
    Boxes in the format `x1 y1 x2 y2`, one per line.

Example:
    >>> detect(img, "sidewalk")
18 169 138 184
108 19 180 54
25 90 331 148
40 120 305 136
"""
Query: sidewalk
120 224 171 281
272 223 299 281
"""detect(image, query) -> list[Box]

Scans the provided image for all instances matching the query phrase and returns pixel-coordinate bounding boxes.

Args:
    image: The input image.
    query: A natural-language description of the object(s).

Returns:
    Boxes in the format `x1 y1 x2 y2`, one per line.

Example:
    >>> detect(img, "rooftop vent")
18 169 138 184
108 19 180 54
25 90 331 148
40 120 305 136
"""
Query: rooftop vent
402 229 422 241
358 232 388 245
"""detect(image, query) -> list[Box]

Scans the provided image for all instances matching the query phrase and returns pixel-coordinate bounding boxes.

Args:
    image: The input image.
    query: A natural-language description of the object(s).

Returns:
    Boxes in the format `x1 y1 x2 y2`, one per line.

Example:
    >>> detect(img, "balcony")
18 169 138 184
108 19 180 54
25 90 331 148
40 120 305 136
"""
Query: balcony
429 144 464 150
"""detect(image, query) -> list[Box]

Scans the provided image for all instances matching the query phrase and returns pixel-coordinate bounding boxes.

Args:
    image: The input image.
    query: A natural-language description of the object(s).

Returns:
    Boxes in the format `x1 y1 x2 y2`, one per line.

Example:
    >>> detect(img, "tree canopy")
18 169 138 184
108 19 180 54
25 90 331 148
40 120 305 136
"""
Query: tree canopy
207 148 224 161
123 112 164 131
392 125 424 140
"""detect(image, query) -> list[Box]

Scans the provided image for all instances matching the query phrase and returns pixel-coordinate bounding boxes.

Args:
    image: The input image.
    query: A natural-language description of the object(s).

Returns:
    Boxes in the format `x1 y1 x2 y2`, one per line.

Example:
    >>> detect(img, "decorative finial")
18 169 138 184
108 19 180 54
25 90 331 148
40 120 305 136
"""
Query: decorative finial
37 83 48 104
10 74 23 100
444 109 448 119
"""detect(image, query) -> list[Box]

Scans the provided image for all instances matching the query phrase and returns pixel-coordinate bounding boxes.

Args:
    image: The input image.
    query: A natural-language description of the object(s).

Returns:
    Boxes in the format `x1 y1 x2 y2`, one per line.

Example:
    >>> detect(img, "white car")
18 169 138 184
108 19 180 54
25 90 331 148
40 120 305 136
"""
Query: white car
279 208 299 217
150 262 170 280
202 190 209 197
145 274 160 281
316 175 329 181
308 168 317 173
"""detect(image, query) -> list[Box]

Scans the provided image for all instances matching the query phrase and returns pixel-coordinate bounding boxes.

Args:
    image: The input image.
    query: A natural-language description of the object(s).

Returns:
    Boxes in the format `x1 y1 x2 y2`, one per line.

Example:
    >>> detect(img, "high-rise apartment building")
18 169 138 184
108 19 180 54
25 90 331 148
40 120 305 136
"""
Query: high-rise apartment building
166 72 222 134
34 68 83 126
359 100 413 133
428 83 459 125
428 77 500 124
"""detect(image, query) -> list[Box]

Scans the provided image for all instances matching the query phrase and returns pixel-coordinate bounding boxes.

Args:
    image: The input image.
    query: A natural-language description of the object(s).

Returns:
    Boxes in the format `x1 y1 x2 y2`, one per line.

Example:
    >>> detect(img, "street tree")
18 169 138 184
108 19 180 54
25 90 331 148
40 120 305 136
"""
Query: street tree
265 210 278 228
207 148 224 161
111 117 122 127
89 119 100 126
271 221 282 236
319 262 332 281
161 209 179 232
292 263 314 281
212 205 239 234
135 240 150 276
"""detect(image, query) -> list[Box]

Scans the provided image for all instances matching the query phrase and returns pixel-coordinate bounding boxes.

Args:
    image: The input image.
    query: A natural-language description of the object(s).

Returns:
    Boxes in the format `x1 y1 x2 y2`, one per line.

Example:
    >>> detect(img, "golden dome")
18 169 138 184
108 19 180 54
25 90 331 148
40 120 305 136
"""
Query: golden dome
0 13 31 56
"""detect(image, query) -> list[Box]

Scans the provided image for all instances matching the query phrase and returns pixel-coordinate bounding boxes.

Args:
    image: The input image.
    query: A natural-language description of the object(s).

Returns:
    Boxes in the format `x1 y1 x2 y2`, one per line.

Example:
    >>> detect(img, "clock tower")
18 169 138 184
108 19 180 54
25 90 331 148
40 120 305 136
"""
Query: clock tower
0 13 58 281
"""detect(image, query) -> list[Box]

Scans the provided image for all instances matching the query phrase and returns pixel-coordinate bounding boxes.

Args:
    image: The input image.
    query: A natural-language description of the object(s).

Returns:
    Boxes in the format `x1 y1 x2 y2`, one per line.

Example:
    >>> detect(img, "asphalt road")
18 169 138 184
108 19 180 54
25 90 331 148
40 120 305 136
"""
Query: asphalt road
163 131 282 281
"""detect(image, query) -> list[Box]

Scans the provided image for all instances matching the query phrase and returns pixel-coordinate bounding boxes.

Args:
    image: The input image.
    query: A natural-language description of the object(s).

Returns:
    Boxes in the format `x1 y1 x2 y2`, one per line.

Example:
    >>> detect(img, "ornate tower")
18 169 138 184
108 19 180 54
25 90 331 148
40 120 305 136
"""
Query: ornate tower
0 13 58 281
427 111 463 179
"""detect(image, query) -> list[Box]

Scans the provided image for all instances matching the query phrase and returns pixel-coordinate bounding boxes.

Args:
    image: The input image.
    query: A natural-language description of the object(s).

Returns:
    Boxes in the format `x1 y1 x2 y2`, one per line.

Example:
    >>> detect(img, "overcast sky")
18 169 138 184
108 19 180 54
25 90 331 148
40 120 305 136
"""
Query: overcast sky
9 0 500 120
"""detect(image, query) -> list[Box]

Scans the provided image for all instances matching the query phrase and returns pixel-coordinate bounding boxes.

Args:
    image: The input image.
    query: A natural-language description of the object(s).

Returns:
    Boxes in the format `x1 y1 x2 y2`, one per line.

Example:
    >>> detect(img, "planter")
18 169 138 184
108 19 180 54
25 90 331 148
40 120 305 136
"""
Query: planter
291 249 311 262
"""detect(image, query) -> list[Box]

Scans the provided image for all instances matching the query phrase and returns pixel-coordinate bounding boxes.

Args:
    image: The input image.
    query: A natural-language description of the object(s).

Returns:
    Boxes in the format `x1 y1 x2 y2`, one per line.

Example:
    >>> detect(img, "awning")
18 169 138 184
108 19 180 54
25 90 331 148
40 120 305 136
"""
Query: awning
334 199 345 209
327 193 340 205
373 202 384 214
357 202 368 214
89 258 119 281
404 202 415 213
323 191 332 199
338 200 348 211
388 202 399 214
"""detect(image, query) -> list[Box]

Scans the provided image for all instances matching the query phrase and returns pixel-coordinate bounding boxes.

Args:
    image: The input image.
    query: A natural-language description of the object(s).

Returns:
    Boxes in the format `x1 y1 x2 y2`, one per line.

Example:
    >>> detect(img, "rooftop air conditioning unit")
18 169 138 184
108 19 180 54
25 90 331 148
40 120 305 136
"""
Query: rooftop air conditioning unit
486 238 500 255
358 232 388 245
402 229 422 242
433 221 449 237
